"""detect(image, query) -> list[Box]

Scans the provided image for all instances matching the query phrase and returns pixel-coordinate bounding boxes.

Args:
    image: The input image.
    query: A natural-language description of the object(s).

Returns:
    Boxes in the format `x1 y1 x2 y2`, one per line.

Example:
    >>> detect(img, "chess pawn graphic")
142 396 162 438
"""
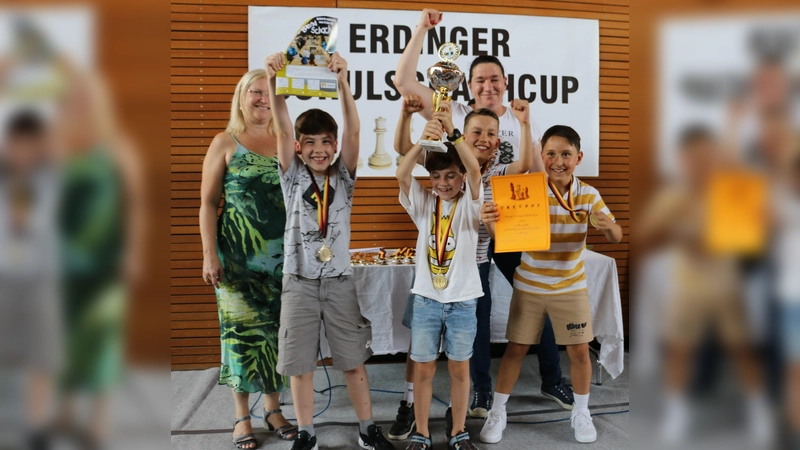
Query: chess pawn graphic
397 122 414 167
368 116 392 170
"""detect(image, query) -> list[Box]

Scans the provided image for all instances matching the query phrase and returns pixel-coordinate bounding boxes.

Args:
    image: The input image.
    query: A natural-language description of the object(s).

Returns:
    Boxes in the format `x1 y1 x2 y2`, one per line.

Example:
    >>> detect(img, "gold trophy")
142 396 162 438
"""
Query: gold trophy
419 42 465 153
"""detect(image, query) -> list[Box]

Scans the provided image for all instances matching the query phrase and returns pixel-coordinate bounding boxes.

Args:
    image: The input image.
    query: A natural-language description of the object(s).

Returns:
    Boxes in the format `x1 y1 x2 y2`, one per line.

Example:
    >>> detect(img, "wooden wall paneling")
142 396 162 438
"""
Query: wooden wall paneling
171 0 629 369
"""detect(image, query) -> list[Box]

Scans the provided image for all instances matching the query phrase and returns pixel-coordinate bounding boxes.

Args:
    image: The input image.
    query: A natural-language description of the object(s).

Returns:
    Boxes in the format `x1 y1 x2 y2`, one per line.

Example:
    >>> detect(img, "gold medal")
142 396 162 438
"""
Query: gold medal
317 243 333 262
432 274 448 290
430 197 458 291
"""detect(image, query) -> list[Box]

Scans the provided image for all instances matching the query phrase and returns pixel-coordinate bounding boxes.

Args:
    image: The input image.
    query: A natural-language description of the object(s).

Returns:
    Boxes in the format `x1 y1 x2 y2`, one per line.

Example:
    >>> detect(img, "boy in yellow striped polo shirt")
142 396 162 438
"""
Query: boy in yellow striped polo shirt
478 125 623 444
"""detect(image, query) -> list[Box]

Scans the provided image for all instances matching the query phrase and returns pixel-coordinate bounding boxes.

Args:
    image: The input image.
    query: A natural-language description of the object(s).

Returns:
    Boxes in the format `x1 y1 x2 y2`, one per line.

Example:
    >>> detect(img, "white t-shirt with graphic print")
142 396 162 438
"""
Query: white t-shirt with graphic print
400 178 484 304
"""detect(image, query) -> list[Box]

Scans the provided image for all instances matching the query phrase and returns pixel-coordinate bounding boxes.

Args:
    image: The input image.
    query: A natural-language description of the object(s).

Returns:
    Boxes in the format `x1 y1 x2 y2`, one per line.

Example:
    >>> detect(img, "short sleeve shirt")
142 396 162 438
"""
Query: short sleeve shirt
280 155 355 278
513 176 615 295
399 178 484 303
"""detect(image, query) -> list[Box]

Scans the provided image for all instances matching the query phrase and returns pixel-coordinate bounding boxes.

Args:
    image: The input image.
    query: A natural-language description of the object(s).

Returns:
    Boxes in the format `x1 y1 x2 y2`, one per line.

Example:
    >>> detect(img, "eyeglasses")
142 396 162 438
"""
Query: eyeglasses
247 89 266 98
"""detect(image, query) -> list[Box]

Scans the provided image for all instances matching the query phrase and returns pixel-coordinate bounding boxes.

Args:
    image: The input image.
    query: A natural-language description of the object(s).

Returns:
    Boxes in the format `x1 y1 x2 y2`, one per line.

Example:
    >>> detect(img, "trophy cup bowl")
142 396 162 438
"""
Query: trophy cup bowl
420 44 465 154
429 61 464 95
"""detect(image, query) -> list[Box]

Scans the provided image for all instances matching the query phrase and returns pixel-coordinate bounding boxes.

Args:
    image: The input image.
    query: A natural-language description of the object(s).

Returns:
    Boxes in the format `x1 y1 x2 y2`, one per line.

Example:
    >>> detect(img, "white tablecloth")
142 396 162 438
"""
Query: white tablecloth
319 250 625 379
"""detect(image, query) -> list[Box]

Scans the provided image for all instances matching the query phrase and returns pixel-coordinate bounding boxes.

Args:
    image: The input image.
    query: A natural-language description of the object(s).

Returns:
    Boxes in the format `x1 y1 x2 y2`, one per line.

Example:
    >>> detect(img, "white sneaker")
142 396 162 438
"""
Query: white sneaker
479 409 507 444
659 396 689 444
570 410 597 443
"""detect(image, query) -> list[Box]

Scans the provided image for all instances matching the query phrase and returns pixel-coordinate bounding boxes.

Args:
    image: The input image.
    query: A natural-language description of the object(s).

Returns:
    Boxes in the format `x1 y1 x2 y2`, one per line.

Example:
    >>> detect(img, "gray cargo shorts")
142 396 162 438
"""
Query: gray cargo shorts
276 274 373 376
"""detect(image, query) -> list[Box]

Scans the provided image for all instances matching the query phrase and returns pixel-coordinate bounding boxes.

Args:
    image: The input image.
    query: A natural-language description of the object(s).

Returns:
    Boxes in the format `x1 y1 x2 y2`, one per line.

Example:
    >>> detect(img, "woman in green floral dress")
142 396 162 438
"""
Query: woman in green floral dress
200 69 296 449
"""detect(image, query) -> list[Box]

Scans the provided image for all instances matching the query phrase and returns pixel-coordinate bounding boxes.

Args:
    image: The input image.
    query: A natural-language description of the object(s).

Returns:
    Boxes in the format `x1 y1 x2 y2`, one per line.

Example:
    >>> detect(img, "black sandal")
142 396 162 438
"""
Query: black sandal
232 415 258 449
264 408 298 441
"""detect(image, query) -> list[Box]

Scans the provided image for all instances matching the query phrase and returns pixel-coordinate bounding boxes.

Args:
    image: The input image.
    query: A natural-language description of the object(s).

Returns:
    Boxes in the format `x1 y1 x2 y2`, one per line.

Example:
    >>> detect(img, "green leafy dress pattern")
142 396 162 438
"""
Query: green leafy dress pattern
60 148 125 392
216 136 286 394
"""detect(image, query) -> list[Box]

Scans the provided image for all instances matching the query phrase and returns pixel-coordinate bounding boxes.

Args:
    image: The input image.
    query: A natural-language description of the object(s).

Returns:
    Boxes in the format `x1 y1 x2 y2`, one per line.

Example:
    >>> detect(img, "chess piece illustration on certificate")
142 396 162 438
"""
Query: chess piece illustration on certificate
368 116 392 170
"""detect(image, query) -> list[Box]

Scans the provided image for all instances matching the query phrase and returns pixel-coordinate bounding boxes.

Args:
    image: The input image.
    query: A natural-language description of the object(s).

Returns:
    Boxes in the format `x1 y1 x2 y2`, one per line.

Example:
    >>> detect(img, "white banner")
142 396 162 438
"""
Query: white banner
249 7 599 177
659 15 800 176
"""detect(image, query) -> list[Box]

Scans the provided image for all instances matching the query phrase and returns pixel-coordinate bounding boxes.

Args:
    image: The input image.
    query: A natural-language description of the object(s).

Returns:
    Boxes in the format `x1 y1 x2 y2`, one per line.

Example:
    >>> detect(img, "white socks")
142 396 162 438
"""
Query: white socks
572 393 590 417
404 381 414 405
493 392 510 413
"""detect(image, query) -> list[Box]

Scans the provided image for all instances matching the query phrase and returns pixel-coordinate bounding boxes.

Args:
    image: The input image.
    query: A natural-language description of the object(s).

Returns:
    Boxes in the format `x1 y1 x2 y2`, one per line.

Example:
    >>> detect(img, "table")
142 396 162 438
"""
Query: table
317 250 625 379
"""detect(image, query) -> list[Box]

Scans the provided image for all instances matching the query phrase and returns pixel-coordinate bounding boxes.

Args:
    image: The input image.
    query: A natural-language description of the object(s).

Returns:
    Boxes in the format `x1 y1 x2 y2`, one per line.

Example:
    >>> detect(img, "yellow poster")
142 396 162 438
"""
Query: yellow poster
490 172 551 253
705 171 767 255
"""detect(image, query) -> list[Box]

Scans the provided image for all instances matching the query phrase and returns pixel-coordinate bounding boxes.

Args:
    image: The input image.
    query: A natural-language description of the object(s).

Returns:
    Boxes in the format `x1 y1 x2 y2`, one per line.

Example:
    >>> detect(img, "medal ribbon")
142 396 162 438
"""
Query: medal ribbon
434 196 458 271
548 178 585 223
305 166 331 238
480 159 492 175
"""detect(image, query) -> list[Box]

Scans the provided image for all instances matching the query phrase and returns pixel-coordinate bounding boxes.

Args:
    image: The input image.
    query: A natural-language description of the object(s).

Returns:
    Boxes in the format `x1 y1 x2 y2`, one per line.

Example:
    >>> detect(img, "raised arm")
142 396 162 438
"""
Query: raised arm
396 124 436 199
530 138 544 173
329 52 360 176
434 102 481 199
395 94 424 156
507 99 534 175
395 94 426 166
393 9 441 119
265 53 296 174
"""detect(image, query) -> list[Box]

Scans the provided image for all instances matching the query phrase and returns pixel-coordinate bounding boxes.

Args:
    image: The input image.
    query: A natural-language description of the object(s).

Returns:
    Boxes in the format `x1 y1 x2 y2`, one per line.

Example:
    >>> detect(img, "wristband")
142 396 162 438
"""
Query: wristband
447 128 462 142
450 136 465 146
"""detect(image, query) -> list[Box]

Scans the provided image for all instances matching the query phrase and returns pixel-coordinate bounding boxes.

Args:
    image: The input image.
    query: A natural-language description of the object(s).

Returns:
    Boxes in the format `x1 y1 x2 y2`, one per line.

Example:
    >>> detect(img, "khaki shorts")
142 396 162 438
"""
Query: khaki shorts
506 288 593 346
665 289 748 346
277 274 373 376
664 252 748 346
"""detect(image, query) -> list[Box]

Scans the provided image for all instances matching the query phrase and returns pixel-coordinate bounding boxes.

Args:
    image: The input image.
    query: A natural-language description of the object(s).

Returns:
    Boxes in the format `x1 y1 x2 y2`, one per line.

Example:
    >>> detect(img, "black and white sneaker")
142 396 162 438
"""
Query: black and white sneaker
359 424 394 450
388 401 416 440
541 378 575 410
291 431 318 450
468 391 493 418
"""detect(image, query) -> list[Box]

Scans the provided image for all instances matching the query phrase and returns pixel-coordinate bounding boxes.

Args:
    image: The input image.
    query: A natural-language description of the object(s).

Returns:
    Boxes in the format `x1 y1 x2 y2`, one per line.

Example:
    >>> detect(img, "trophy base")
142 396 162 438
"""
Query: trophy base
420 139 448 153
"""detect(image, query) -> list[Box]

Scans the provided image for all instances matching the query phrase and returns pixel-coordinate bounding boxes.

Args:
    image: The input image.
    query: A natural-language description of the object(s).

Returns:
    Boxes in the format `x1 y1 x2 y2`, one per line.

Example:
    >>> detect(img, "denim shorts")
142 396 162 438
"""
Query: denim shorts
410 295 478 363
782 303 800 361
402 275 416 329
402 291 415 329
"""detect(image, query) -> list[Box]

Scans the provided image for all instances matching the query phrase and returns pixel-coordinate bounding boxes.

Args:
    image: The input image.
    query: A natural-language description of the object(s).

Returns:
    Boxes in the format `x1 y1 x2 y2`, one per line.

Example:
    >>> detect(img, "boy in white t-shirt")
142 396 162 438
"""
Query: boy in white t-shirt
396 101 483 450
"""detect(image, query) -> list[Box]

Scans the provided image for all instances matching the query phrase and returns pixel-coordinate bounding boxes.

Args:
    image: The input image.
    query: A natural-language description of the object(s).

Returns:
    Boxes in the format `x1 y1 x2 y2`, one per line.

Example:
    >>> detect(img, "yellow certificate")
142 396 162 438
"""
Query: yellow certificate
705 170 766 255
490 172 551 253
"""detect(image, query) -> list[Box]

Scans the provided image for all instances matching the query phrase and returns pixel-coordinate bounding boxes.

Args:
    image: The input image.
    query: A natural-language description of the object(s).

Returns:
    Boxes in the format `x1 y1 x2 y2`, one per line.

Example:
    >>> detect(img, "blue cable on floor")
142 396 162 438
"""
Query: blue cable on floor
251 364 626 423
312 349 333 418
249 349 333 419
250 354 452 420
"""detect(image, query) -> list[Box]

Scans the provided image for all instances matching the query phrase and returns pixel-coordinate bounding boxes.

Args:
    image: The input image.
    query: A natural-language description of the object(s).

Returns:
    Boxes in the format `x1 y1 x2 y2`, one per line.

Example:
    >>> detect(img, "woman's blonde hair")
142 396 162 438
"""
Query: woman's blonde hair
225 69 269 134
